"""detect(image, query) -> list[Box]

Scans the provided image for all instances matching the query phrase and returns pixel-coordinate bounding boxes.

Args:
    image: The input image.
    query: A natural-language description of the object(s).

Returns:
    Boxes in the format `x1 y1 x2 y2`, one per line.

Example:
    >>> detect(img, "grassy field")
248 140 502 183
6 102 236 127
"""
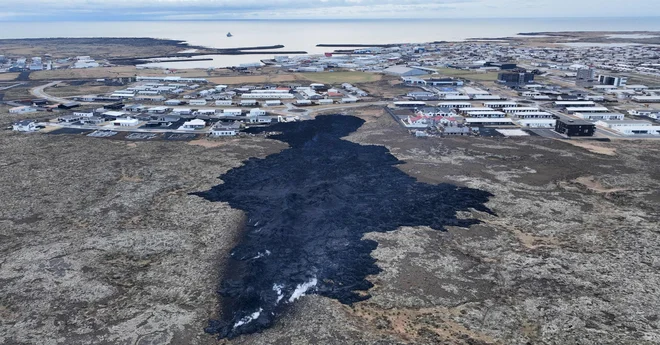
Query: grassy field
433 68 499 82
207 74 300 85
297 72 382 84
626 74 660 88
44 83 120 97
0 73 19 81
29 66 212 81
0 86 33 101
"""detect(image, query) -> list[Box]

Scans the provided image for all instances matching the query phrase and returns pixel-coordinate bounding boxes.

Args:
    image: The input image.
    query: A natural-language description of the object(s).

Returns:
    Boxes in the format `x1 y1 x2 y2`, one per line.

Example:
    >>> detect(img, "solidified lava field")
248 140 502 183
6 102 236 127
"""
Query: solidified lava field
193 115 493 339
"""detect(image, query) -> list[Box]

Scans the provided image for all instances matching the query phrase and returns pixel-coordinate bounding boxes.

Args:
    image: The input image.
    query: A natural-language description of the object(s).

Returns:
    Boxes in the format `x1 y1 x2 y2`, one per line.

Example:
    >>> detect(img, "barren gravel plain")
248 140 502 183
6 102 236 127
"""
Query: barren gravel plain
1 109 660 345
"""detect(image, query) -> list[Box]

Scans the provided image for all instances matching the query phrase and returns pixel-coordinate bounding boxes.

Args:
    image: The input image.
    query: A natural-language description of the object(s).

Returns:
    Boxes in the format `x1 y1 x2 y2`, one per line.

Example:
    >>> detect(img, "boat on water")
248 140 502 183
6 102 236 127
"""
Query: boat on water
227 32 233 37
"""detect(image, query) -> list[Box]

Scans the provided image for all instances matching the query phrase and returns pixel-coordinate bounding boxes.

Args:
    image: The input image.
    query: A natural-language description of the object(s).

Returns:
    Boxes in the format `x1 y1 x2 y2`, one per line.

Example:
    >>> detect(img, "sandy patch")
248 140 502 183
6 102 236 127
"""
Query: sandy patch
573 176 629 194
561 140 617 156
0 73 19 81
207 74 299 85
352 303 497 343
188 138 236 148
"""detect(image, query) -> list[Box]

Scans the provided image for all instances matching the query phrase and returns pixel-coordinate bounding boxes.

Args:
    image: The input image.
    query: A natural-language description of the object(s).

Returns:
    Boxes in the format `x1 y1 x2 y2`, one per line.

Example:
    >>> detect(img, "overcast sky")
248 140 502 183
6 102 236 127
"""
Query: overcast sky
1 0 659 21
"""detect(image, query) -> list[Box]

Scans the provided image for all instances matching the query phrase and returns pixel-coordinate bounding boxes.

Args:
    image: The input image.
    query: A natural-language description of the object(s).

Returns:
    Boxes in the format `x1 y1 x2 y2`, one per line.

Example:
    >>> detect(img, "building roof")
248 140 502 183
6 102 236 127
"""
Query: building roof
14 120 36 125
597 120 652 125
555 114 594 125
465 118 513 123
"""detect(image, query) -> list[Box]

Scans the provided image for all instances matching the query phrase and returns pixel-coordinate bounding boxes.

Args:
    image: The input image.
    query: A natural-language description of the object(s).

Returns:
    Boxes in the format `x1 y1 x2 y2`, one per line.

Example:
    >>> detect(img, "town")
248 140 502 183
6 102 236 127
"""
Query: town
3 35 660 141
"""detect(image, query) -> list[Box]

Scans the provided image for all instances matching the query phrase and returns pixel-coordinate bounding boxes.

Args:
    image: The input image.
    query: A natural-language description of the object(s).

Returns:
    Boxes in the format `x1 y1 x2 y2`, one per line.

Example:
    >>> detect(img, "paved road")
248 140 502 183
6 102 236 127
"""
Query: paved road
31 81 69 103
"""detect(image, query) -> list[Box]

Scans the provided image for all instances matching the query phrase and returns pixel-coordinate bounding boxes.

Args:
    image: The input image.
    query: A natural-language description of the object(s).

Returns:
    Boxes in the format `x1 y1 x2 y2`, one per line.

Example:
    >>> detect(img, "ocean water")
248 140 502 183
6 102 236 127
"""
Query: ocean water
1 18 659 68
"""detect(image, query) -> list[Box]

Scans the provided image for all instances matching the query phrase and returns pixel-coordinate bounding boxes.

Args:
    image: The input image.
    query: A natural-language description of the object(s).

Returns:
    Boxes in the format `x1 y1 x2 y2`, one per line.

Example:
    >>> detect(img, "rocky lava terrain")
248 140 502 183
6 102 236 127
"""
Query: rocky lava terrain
1 109 659 344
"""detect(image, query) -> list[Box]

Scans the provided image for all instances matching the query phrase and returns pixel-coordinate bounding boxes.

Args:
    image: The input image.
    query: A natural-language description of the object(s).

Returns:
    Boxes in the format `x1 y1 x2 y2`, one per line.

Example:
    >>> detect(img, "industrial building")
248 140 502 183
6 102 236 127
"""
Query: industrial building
393 101 427 108
241 93 295 99
483 101 517 108
464 118 514 126
576 68 596 87
596 120 660 135
565 106 610 114
9 106 38 114
497 71 535 87
502 107 539 114
437 102 472 109
632 96 660 103
511 111 554 119
515 119 556 128
464 111 506 118
597 75 627 87
553 101 596 108
382 66 429 77
554 115 595 137
574 112 625 121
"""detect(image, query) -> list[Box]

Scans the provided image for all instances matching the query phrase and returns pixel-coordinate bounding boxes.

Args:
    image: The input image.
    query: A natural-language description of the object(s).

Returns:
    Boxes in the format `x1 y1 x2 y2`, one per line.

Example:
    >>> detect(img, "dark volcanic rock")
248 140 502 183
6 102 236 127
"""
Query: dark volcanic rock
193 115 493 339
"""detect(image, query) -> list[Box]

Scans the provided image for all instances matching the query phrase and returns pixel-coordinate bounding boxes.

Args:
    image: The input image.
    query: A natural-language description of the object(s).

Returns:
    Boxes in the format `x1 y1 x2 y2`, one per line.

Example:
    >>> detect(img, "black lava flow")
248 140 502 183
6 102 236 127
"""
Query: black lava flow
192 115 494 339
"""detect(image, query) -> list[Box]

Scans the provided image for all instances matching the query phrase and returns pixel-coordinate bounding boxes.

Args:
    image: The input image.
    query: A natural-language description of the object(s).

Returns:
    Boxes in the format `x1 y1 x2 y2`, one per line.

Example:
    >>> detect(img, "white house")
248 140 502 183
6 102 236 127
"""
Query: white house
58 115 82 123
164 99 184 106
241 93 295 99
632 96 660 103
240 99 258 106
515 118 556 128
596 119 651 127
113 117 139 127
249 108 266 116
195 109 217 115
172 108 192 115
264 100 282 106
223 109 242 116
73 110 95 118
502 107 539 114
189 99 207 106
629 109 660 119
215 100 233 106
179 119 206 130
12 120 38 132
9 106 37 114
574 112 625 121
211 122 240 136
595 120 660 135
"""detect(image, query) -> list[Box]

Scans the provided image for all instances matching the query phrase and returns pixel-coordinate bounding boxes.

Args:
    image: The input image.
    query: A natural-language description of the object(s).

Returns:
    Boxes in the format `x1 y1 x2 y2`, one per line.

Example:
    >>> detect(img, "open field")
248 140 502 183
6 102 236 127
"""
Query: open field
28 66 214 81
359 78 407 99
298 71 382 84
0 85 34 101
207 73 300 85
625 73 660 88
434 67 499 81
2 108 660 344
0 73 19 81
44 82 121 98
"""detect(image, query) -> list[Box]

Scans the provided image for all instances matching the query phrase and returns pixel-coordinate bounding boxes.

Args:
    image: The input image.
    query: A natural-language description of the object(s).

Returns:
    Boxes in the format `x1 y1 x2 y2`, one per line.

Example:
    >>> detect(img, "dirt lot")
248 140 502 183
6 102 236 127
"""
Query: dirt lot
0 85 35 101
44 82 122 98
207 74 300 85
298 71 382 84
1 108 660 345
435 67 499 82
359 77 408 99
0 73 19 81
28 66 216 81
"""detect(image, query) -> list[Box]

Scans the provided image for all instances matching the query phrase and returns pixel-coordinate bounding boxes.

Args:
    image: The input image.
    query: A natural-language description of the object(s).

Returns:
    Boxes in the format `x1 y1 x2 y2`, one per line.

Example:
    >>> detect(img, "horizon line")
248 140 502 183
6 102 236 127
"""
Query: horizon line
2 16 660 23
